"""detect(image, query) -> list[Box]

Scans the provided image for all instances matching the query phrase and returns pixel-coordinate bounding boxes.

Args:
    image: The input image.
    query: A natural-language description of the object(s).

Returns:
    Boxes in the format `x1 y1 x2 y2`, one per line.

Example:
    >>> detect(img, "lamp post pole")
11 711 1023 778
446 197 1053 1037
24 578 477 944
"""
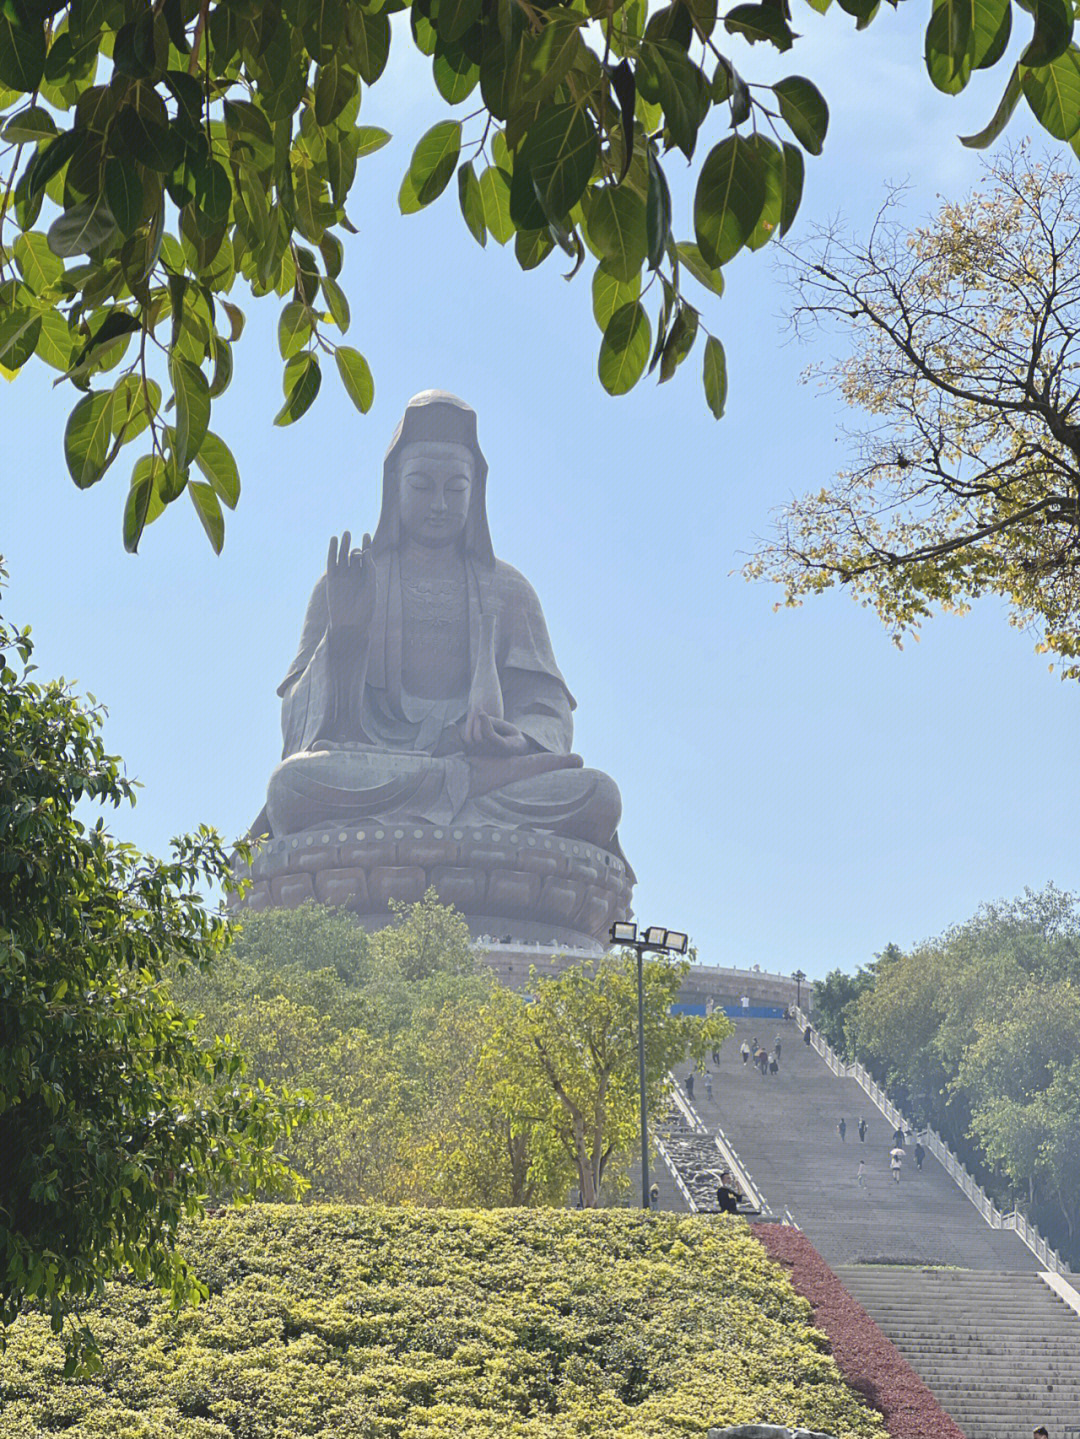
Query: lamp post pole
609 922 690 1212
793 969 806 1011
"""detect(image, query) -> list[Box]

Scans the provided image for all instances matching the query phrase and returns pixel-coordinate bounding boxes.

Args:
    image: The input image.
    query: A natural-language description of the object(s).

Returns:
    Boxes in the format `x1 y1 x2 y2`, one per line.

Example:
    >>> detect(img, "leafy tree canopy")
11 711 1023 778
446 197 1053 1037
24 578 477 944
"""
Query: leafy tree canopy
1 0 1077 549
0 587 311 1371
749 149 1080 677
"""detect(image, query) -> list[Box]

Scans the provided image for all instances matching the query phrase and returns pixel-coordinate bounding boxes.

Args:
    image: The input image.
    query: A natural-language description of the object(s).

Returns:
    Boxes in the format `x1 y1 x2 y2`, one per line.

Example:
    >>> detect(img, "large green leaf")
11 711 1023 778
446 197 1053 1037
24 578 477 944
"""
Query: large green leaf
278 300 313 358
26 127 84 203
925 0 973 93
646 147 672 270
64 391 114 488
519 10 585 105
335 346 374 413
275 352 321 425
971 0 1012 69
47 196 119 257
194 432 241 509
637 40 709 160
745 136 784 251
2 104 56 143
693 134 766 268
435 0 482 44
703 335 727 418
479 165 514 245
516 103 598 224
675 242 725 296
773 76 830 155
433 46 479 105
598 301 651 395
170 356 211 468
188 481 225 553
586 186 647 281
1022 0 1073 66
406 120 462 208
779 141 804 236
0 8 46 91
961 63 1023 145
105 158 144 237
14 230 63 289
591 265 642 330
723 4 796 50
354 126 392 159
34 309 75 371
1021 47 1080 138
0 307 40 371
458 161 486 247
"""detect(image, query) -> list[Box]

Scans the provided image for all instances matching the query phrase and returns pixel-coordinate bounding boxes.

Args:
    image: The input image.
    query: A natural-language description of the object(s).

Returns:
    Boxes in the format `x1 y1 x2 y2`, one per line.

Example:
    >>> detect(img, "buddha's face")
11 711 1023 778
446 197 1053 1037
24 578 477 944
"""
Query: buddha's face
398 441 474 547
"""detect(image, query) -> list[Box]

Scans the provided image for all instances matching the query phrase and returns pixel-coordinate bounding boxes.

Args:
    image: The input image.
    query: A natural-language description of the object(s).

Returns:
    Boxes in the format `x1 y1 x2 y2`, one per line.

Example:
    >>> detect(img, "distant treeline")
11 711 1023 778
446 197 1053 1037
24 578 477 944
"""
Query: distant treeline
812 884 1080 1265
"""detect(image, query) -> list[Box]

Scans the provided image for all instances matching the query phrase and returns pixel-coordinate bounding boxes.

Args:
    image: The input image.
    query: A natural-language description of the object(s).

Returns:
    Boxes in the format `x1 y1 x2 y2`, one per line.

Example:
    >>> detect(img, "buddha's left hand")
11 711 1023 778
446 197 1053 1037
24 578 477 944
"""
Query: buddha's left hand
463 711 530 756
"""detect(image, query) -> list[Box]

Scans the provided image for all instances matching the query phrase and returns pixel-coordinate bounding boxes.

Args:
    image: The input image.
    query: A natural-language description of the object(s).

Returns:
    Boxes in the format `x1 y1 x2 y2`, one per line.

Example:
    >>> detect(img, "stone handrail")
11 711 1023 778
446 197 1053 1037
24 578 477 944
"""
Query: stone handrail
793 1008 1071 1276
652 1128 699 1212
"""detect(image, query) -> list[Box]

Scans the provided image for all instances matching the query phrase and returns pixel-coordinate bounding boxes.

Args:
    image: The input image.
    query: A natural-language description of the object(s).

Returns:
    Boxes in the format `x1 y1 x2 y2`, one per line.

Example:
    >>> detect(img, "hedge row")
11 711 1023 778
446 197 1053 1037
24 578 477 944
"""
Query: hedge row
755 1226 966 1439
0 1207 890 1439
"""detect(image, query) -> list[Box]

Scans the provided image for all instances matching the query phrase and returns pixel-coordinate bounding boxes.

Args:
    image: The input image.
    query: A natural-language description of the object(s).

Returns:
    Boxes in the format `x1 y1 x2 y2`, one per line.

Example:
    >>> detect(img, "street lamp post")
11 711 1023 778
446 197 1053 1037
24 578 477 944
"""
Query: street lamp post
793 969 807 1011
609 921 689 1210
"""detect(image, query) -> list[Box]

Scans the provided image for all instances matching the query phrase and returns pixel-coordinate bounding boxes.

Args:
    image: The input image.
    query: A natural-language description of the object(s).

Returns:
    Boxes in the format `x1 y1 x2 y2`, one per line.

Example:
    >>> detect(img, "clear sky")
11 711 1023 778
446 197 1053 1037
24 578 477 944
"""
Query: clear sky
4 4 1076 984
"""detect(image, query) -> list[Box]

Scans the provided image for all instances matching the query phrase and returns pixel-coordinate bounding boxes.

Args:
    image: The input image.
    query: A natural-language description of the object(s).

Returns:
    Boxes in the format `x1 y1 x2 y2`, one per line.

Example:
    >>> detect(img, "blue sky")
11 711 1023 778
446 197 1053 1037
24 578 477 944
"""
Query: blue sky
4 3 1076 982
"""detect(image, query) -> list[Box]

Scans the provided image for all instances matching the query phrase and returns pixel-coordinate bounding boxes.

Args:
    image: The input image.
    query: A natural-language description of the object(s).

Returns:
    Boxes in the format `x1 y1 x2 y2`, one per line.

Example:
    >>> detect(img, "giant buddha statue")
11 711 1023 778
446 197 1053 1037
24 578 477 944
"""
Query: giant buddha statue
236 391 634 947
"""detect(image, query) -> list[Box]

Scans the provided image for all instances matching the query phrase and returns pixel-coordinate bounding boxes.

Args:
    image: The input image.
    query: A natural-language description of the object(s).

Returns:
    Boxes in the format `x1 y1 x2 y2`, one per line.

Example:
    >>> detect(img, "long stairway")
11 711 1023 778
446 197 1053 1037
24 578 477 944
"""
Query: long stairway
692 1016 1080 1439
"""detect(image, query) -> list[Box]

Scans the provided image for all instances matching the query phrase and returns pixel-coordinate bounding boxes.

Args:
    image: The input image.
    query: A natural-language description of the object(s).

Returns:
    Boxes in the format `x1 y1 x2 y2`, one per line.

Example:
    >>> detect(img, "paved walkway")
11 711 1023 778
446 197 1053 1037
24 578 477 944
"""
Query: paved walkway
692 1017 1037 1270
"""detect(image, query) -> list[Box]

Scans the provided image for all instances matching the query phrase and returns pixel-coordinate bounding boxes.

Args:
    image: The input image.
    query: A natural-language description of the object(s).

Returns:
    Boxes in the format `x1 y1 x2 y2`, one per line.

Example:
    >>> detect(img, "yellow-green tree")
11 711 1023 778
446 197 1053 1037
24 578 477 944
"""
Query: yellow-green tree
748 149 1080 676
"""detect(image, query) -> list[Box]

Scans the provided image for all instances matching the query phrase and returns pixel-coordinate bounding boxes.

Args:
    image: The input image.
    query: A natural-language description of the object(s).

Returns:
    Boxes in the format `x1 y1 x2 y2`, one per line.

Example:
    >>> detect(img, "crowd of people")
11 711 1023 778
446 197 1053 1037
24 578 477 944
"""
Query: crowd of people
837 1114 926 1185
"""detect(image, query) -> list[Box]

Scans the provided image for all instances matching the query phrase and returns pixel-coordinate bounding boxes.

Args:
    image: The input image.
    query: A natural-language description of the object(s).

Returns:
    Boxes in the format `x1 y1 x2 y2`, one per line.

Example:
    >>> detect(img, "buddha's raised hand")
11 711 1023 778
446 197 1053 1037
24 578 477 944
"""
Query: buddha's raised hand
326 531 375 633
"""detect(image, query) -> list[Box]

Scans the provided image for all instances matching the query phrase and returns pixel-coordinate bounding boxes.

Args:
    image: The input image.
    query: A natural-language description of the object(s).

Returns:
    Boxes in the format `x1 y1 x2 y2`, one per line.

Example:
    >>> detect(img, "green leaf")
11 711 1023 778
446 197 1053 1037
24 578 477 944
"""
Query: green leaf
703 334 727 418
519 9 586 105
434 46 480 105
479 165 514 245
117 108 183 173
104 158 144 237
278 300 313 358
587 186 647 282
745 135 784 251
772 76 830 155
0 307 40 371
64 390 114 488
723 3 796 50
659 304 698 382
196 160 232 226
347 9 391 84
275 352 321 425
0 9 46 92
34 309 75 370
14 231 63 289
170 356 210 468
435 0 482 44
458 161 486 247
354 126 392 159
646 148 672 270
971 0 1012 69
693 134 766 268
335 346 374 413
2 105 56 143
322 277 350 332
779 142 804 236
27 128 84 203
675 242 725 295
47 196 118 258
961 62 1023 145
1022 0 1073 66
406 120 462 208
598 300 651 395
637 40 709 160
591 264 642 329
515 227 555 270
516 103 598 223
189 481 225 553
1022 47 1080 137
194 431 241 509
925 0 973 93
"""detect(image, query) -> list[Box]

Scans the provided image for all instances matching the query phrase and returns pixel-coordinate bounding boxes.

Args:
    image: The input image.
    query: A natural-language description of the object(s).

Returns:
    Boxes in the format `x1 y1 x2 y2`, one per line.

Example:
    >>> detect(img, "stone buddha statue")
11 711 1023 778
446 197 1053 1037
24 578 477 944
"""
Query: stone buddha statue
241 391 633 946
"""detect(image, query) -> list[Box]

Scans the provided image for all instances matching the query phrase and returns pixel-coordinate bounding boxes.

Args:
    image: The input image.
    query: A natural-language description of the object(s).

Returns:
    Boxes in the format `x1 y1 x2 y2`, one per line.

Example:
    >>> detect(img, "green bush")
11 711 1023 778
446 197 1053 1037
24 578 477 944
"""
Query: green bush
0 1206 889 1439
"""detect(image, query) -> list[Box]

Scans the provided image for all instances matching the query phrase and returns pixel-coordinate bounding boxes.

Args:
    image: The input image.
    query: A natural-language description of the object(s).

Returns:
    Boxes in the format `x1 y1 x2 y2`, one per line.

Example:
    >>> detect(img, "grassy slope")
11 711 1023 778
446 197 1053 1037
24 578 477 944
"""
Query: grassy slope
0 1207 890 1439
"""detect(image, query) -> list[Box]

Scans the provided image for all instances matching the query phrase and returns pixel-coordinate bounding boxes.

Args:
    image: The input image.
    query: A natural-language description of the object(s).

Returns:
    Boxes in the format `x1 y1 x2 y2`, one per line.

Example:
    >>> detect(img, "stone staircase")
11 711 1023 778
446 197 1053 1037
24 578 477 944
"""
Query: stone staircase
836 1267 1080 1439
695 1017 1080 1439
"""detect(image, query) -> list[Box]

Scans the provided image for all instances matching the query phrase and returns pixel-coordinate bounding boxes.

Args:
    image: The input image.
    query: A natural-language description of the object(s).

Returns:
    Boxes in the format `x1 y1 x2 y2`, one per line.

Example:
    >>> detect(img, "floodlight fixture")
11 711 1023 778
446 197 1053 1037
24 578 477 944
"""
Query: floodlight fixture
644 925 667 946
610 921 638 944
663 931 689 954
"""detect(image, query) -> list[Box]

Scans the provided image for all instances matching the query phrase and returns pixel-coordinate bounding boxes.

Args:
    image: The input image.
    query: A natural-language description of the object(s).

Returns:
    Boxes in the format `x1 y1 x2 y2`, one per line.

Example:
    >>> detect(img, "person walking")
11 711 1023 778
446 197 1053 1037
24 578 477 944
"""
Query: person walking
804 1025 813 1047
857 1160 866 1188
756 1048 768 1077
740 1040 751 1066
890 1148 904 1183
858 1117 867 1143
685 1071 695 1100
893 1125 905 1148
838 1118 847 1142
774 1033 782 1059
704 1070 714 1101
768 1052 779 1076
914 1140 925 1172
648 1182 659 1212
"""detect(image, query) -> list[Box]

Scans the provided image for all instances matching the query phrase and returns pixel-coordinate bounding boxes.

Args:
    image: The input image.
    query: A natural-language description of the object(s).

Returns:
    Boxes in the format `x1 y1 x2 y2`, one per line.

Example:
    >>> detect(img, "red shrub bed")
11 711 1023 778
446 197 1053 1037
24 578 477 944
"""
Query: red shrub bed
754 1224 967 1439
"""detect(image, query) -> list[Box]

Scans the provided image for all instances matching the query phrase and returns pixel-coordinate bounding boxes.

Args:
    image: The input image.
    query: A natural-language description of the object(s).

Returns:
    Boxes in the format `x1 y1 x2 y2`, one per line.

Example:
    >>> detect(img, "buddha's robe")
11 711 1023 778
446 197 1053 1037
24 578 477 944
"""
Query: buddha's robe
264 550 622 847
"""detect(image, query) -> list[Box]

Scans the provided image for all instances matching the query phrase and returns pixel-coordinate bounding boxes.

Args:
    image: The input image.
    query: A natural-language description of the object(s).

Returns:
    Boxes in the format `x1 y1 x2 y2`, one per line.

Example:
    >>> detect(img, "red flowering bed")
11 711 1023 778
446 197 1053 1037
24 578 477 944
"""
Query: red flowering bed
754 1224 967 1439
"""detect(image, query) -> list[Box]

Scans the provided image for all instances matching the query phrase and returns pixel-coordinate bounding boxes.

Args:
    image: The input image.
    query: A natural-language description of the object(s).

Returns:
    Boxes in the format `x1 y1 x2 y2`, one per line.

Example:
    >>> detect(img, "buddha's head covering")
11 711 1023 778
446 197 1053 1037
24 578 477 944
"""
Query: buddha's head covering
374 391 494 566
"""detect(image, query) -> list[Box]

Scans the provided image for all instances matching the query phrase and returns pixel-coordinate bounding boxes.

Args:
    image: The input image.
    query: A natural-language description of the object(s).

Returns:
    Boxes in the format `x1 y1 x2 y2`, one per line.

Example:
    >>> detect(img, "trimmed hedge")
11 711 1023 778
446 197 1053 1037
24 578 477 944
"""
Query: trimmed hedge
0 1207 890 1439
755 1226 966 1439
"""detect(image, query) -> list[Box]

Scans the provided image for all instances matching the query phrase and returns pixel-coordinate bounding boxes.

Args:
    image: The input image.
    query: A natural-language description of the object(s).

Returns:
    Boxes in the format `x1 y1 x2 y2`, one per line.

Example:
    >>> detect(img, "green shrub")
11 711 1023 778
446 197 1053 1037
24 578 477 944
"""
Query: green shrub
0 1206 888 1439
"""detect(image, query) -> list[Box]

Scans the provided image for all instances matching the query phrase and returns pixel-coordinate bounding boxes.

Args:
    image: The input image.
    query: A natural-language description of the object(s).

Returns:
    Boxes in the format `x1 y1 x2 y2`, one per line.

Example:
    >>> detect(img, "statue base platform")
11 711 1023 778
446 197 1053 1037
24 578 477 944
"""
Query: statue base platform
230 822 634 949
